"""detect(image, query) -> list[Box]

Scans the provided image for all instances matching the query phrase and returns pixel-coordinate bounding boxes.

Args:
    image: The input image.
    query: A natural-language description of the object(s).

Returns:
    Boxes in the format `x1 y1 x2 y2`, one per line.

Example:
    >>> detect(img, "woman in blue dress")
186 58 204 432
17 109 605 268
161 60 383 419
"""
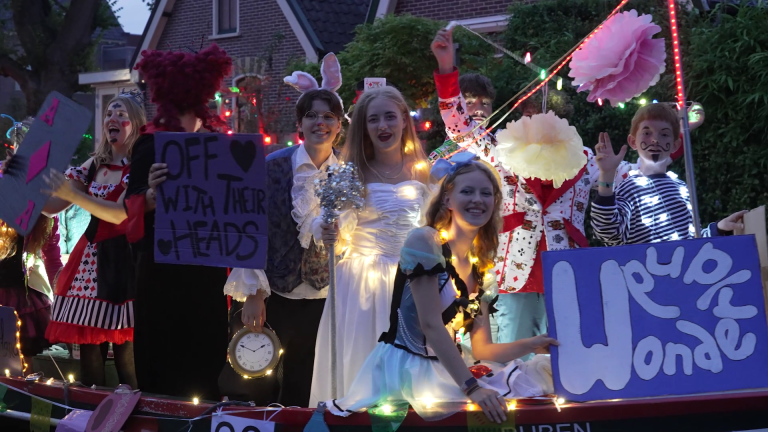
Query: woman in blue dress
325 154 559 423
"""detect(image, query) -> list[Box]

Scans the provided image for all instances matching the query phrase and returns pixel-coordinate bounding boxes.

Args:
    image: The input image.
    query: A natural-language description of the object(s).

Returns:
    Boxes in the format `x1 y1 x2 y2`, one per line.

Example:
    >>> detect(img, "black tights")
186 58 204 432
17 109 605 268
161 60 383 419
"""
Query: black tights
79 342 137 389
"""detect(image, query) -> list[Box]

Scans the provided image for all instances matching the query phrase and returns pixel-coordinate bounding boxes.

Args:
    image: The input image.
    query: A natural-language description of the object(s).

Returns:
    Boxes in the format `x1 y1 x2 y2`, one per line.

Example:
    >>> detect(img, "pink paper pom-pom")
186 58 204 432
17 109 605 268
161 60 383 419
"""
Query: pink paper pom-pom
568 10 666 107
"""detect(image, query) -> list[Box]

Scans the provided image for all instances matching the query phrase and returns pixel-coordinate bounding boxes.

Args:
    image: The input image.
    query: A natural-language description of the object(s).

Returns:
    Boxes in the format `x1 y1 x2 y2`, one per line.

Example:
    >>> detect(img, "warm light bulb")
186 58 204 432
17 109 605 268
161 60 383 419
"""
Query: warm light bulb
4 369 9 377
556 77 563 91
439 230 449 241
68 374 74 383
556 397 565 405
193 397 199 405
414 161 427 170
279 349 284 355
46 378 54 385
381 404 393 414
639 98 647 105
266 369 273 375
469 256 478 264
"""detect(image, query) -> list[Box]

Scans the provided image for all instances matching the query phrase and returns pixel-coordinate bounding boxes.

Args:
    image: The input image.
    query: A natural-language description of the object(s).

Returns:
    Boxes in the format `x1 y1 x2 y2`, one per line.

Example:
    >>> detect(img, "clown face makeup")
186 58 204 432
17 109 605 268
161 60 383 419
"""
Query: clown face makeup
464 95 493 123
104 102 133 147
628 119 681 169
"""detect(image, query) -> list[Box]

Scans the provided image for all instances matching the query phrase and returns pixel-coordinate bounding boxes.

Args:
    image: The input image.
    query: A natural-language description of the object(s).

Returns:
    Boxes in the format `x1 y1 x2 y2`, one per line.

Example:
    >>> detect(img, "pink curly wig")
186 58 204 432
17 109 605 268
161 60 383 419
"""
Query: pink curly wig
134 44 233 132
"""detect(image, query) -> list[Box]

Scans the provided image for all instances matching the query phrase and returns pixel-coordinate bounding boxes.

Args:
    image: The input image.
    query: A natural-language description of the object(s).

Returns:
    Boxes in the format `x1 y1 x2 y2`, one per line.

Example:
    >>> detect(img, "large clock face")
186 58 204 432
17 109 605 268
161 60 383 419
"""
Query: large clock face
234 332 276 373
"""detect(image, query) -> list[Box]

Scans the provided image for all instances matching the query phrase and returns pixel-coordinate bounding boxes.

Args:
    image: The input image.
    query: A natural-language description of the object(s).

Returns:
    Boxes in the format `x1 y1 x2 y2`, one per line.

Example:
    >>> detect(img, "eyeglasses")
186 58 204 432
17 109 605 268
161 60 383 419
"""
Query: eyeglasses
304 111 339 123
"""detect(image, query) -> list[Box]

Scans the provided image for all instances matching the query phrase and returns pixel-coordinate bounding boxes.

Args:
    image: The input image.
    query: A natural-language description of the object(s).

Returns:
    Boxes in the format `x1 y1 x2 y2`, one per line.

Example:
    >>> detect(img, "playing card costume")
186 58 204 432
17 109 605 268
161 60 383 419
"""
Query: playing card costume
429 68 641 345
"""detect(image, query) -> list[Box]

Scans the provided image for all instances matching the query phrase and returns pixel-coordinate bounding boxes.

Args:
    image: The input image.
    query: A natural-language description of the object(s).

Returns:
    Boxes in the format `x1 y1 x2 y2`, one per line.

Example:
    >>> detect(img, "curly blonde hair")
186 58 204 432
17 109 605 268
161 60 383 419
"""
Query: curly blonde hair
424 162 502 273
0 217 52 261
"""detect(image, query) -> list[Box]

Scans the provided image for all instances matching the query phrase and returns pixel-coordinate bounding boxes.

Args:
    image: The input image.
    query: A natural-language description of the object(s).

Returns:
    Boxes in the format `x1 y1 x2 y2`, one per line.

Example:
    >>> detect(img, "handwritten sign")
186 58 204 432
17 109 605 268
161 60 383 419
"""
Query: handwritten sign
0 92 92 235
0 306 23 377
543 236 768 402
154 132 267 269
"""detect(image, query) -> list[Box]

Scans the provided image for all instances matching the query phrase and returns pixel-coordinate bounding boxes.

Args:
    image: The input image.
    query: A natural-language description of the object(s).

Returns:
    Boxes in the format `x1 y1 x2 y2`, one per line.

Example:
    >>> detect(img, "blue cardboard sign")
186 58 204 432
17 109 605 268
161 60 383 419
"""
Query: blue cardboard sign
153 132 267 269
543 236 768 401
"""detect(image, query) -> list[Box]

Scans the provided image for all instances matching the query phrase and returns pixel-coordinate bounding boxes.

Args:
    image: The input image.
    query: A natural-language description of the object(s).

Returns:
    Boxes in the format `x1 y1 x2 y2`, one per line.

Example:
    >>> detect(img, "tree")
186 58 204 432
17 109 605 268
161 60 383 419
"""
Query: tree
0 0 120 115
286 14 493 108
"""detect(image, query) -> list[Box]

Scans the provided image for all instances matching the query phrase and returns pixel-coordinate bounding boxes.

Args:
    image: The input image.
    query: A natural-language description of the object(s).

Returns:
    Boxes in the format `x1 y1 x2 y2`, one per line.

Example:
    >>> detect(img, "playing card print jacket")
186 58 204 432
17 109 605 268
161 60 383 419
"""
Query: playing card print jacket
428 68 636 293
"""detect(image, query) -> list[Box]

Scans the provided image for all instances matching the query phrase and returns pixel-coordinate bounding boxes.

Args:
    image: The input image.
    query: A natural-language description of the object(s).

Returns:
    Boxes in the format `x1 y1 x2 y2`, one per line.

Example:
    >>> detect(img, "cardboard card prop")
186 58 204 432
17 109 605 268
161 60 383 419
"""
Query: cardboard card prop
0 92 92 235
154 132 267 269
543 236 768 402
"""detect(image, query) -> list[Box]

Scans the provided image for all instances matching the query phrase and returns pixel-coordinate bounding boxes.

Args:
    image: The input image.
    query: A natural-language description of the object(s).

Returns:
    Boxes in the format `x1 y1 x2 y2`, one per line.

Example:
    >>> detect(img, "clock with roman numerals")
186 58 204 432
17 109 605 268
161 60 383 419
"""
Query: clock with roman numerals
227 327 282 379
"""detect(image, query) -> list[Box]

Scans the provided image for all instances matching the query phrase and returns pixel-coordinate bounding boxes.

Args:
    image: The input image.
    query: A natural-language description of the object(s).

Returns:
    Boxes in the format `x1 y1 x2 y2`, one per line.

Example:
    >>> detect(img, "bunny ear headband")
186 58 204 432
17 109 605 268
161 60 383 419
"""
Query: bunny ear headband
431 152 502 187
284 52 343 110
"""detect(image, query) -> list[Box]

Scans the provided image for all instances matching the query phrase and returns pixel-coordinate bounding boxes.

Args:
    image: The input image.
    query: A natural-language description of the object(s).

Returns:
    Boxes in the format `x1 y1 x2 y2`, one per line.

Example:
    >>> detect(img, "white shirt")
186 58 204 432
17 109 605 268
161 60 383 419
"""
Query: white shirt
273 144 337 300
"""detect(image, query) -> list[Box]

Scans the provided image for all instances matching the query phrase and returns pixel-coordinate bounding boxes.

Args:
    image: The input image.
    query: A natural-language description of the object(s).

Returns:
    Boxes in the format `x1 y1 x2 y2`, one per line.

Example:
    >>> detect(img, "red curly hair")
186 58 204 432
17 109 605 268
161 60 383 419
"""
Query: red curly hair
134 44 233 132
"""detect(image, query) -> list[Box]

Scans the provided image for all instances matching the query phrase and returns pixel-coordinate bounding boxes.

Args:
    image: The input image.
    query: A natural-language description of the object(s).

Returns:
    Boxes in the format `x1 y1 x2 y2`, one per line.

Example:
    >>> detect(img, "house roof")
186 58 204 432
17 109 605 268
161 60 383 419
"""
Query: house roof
131 0 380 67
291 0 372 55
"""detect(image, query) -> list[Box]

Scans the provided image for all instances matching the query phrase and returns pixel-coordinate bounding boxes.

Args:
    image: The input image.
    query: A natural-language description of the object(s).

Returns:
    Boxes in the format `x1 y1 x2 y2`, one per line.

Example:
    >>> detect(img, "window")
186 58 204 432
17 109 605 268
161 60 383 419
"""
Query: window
214 0 238 36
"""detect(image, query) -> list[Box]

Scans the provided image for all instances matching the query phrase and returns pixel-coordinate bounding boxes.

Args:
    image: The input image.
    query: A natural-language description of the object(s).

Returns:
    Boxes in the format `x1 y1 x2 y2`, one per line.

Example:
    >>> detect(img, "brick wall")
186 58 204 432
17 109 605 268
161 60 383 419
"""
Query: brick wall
146 0 306 137
394 0 526 21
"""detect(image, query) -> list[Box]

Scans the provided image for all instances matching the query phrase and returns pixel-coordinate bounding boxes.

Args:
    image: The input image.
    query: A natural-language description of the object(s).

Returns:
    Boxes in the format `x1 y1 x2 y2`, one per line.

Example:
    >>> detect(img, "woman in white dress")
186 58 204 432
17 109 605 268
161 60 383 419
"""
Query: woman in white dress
309 86 431 406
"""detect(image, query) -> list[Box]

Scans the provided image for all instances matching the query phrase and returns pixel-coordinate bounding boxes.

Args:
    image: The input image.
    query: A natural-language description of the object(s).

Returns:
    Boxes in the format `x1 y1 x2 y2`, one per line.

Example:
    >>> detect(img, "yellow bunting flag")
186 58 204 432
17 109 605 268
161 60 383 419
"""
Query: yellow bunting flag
30 397 52 432
467 408 516 432
0 383 7 413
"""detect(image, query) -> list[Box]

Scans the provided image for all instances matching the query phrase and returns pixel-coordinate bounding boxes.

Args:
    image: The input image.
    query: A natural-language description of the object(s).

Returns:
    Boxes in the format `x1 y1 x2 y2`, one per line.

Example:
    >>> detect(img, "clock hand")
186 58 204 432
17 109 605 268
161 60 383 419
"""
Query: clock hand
239 344 257 353
253 344 266 352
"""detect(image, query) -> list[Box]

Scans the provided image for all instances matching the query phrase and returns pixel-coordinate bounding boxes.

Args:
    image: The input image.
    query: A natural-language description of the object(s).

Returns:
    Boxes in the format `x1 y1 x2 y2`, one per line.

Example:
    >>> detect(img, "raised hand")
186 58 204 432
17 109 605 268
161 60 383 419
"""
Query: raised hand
687 102 705 131
594 132 628 176
431 28 455 74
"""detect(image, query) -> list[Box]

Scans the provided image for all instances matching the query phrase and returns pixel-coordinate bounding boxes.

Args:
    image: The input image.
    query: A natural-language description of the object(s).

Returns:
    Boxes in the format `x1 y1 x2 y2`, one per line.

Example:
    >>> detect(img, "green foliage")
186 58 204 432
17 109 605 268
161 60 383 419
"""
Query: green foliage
685 2 768 224
497 0 681 150
72 125 95 166
285 14 494 108
496 0 767 234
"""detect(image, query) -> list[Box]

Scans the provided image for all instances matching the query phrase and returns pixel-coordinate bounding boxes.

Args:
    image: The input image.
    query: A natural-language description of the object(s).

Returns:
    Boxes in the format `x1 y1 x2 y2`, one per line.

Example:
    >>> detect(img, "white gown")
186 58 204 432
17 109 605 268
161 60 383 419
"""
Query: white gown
308 180 430 407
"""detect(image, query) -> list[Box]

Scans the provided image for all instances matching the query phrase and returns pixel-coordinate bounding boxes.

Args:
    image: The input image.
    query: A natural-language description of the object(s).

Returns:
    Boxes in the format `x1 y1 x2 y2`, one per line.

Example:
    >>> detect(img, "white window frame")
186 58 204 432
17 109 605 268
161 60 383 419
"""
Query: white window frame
210 0 240 40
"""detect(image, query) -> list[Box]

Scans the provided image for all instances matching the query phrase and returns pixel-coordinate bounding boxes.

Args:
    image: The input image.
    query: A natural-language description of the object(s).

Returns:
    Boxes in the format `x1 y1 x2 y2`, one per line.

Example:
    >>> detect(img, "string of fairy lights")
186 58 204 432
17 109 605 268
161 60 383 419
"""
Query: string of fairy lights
0 0 700 419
